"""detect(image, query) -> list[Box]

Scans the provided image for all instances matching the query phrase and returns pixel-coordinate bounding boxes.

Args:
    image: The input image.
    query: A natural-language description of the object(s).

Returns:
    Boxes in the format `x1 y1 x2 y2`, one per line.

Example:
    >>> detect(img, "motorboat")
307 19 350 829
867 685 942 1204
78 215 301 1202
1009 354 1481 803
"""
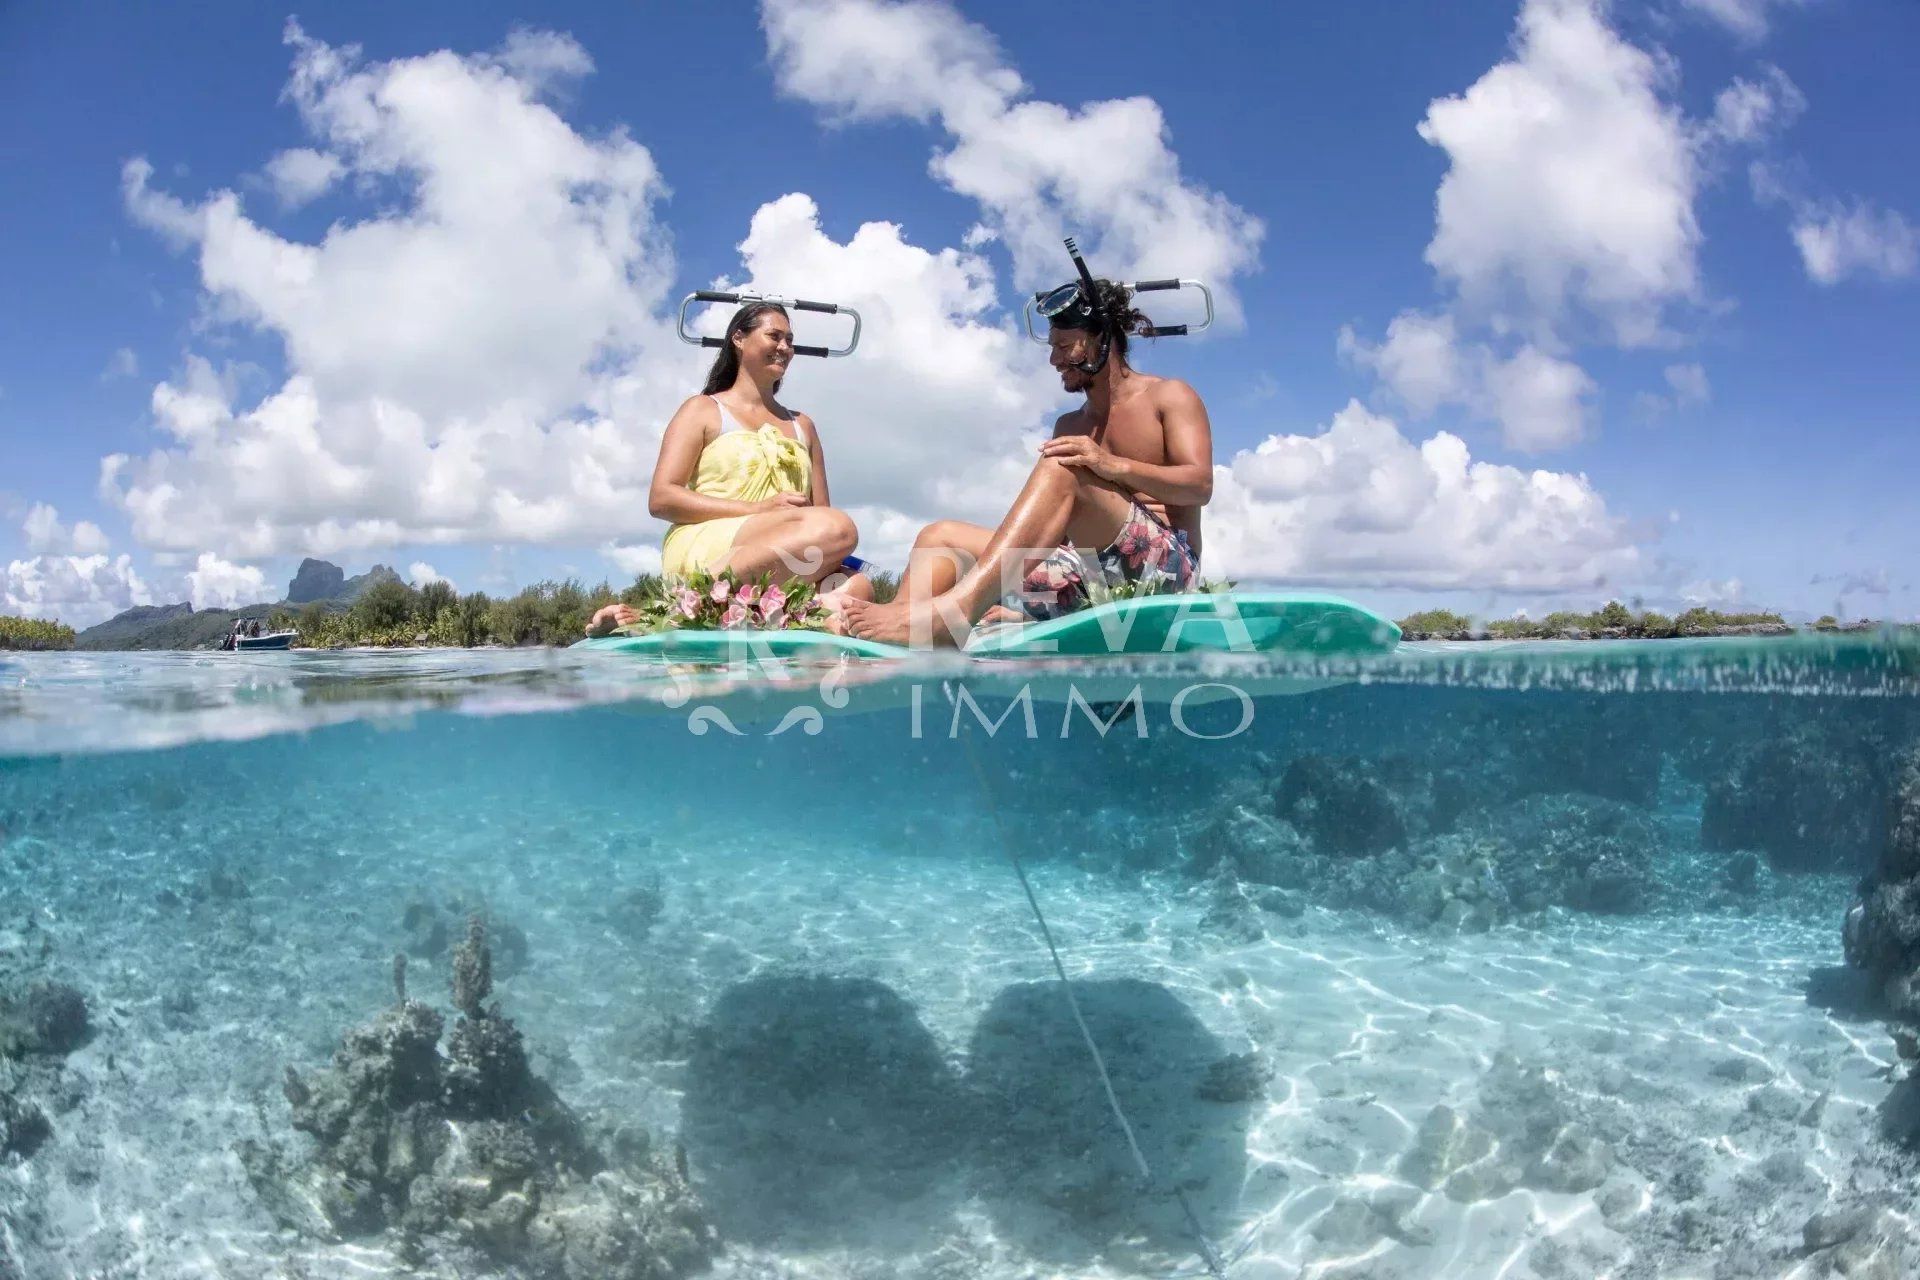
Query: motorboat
220 623 297 651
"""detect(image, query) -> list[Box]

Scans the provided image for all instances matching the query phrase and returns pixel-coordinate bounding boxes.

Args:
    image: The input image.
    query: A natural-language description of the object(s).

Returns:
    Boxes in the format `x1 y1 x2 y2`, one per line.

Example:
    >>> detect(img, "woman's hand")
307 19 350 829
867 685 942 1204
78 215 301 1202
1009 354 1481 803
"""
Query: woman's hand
585 603 639 636
753 492 811 514
1040 434 1128 483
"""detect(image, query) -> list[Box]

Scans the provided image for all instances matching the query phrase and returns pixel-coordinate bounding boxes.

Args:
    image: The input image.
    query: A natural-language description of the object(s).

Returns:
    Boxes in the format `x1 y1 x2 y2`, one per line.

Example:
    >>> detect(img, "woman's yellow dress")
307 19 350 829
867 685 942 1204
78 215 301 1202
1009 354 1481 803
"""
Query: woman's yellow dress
660 400 813 576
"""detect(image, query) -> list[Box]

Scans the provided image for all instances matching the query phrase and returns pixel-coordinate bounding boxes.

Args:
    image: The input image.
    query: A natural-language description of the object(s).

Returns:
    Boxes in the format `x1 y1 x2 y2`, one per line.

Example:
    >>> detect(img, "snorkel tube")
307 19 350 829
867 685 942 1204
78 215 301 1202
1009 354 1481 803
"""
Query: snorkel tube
1062 236 1113 376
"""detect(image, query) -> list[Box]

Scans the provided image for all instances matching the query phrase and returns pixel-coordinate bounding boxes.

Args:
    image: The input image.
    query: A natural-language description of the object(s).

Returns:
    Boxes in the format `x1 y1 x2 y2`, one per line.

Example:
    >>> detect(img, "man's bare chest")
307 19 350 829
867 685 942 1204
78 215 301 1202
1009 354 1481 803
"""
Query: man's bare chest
1086 409 1166 463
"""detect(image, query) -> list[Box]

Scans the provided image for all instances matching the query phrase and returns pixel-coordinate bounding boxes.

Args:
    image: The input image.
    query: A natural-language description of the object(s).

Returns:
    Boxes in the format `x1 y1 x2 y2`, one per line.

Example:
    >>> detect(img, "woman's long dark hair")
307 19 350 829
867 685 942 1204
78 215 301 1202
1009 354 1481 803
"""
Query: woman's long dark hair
701 301 790 395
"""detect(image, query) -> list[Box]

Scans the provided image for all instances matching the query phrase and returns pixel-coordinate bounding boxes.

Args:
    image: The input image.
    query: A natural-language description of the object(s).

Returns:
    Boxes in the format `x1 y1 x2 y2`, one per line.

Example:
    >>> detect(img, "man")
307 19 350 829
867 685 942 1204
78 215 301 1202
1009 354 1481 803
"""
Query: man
843 277 1213 646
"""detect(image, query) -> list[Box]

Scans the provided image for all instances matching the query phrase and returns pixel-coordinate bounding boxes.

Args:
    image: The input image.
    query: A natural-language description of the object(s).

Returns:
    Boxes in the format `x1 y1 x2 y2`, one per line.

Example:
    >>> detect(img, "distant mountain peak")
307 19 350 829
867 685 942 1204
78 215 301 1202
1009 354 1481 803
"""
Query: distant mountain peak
287 558 346 604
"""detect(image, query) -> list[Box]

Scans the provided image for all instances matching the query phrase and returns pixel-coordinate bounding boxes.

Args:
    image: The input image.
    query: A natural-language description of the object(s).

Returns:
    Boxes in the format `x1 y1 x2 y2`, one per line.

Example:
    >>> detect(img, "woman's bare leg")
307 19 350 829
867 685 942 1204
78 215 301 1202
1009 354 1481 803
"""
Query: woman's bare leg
717 508 858 586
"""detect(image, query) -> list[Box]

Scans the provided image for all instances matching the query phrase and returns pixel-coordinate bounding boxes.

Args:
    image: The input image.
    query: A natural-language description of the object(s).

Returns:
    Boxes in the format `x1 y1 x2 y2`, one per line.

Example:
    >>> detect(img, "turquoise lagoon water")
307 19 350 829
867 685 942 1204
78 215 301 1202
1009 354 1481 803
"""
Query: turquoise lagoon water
1 636 1918 1279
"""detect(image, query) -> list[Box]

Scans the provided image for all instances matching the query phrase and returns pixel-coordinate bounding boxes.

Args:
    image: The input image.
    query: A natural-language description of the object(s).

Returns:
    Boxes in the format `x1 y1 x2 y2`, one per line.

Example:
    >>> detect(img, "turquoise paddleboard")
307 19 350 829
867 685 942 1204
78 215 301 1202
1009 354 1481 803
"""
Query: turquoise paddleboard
573 592 1399 661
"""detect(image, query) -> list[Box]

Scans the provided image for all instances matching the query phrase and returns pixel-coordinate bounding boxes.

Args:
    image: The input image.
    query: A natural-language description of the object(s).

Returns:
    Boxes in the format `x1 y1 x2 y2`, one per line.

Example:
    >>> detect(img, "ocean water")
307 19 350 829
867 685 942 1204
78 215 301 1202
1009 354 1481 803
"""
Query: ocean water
2 635 1918 1279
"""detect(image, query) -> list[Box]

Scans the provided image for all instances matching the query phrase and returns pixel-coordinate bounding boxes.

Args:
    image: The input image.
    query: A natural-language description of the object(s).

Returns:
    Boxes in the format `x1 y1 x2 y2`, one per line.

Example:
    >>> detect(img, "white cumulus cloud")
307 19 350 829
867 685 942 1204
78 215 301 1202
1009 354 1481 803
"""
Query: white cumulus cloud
760 0 1263 317
1681 0 1809 43
1791 202 1919 285
1703 65 1804 146
1484 346 1596 453
600 542 662 578
263 147 345 208
2 554 154 627
1338 312 1467 418
711 192 1056 525
186 552 269 609
1341 313 1597 452
408 561 449 587
109 23 700 561
1418 0 1699 347
22 503 111 556
1664 362 1710 406
1207 401 1641 592
1681 576 1744 605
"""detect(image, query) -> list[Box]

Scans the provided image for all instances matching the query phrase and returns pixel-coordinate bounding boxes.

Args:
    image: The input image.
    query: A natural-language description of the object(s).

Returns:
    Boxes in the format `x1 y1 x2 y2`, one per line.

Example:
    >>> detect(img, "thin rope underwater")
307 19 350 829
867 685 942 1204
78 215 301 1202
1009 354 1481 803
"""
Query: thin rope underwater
950 681 1230 1280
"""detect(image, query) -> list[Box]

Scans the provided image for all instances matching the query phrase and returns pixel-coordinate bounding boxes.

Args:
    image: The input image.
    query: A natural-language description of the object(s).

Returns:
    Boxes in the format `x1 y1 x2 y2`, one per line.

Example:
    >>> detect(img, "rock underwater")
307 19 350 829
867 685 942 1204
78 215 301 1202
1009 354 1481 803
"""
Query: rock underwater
240 917 716 1278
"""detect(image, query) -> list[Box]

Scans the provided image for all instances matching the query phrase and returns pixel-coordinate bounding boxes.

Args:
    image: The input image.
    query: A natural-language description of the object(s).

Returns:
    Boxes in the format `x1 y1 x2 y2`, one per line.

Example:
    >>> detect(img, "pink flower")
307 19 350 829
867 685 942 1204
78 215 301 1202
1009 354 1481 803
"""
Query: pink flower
672 586 701 619
720 600 750 629
709 580 731 604
737 583 761 606
758 586 788 621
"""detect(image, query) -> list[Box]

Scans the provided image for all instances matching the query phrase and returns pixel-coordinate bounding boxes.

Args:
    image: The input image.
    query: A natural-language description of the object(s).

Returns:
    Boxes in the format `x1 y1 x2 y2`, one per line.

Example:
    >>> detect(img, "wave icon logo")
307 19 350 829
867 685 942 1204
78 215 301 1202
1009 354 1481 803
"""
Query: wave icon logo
656 653 851 737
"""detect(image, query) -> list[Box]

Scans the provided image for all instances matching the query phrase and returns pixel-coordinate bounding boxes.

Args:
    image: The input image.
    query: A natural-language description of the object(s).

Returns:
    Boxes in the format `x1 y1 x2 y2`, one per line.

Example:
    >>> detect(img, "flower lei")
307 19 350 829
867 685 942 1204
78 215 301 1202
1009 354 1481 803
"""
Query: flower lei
613 569 835 635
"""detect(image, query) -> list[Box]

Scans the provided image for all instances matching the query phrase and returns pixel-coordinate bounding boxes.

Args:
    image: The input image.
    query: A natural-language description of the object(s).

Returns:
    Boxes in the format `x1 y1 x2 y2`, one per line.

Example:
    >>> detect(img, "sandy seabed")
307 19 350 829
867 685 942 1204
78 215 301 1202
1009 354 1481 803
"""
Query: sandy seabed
2 783 1918 1280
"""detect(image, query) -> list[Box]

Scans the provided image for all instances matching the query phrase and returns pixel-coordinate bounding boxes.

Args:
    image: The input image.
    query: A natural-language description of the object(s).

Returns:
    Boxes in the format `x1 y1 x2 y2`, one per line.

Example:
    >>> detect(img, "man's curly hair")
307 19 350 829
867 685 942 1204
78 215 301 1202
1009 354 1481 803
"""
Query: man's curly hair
1052 278 1152 363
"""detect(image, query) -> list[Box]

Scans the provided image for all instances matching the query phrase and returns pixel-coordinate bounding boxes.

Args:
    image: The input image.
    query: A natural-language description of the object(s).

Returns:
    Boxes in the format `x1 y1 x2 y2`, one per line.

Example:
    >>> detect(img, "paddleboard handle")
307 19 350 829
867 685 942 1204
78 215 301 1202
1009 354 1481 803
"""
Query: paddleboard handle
678 290 862 356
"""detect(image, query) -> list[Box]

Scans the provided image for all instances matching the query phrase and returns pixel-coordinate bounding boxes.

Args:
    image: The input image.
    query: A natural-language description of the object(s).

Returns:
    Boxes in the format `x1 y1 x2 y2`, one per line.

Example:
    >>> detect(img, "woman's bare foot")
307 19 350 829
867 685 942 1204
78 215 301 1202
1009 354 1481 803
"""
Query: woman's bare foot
978 604 1026 627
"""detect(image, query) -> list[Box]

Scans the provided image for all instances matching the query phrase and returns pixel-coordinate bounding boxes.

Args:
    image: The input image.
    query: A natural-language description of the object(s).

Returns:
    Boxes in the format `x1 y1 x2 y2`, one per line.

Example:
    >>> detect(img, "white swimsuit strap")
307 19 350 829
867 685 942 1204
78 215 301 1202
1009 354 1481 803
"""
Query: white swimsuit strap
708 393 806 445
706 393 746 435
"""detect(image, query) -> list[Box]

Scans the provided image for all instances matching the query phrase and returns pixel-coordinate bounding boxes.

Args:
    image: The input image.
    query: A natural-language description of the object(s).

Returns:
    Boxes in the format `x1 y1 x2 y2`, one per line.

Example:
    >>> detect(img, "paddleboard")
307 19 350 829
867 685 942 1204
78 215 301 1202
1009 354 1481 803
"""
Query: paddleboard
573 592 1399 662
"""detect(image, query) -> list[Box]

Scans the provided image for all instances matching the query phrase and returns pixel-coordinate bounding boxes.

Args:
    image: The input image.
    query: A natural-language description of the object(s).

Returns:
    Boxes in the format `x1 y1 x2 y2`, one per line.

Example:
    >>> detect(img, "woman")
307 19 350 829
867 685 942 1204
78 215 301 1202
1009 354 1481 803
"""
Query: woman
586 302 870 635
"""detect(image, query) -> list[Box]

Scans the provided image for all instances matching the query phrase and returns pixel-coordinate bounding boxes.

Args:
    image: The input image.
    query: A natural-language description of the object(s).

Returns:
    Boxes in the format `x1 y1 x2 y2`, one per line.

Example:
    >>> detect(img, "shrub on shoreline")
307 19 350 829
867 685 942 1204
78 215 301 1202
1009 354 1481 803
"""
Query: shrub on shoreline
287 568 898 649
0 615 76 651
1397 600 1789 640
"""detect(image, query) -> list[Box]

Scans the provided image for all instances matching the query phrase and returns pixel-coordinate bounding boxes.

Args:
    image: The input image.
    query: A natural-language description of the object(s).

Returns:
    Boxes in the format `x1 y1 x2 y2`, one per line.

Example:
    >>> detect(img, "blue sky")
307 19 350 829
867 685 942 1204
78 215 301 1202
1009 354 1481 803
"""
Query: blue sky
2 0 1916 625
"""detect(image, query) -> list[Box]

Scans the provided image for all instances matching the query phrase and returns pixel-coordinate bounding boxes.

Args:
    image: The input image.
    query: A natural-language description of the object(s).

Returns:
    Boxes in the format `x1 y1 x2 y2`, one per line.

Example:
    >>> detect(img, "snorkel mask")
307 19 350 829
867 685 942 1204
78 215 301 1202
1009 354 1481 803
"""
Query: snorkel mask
676 290 863 357
1024 236 1215 375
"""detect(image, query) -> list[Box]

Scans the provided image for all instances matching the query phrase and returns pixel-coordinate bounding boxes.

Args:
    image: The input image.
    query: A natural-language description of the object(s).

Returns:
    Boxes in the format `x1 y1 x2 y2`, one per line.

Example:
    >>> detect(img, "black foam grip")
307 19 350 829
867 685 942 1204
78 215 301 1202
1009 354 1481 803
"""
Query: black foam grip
791 299 838 314
700 337 725 348
793 344 830 357
1133 278 1180 291
1144 324 1188 337
692 290 738 304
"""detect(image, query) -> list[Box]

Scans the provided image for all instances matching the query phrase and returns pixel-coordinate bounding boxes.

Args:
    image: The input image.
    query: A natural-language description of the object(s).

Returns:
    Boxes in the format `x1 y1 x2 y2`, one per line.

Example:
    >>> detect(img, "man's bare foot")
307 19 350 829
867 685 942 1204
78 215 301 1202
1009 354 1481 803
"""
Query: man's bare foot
843 598 965 647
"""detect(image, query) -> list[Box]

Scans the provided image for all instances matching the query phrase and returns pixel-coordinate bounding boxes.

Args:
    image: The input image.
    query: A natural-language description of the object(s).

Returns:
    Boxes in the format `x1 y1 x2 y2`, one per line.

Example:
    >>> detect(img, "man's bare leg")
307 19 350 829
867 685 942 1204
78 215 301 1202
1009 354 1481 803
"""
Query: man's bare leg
844 459 1132 646
897 520 992 605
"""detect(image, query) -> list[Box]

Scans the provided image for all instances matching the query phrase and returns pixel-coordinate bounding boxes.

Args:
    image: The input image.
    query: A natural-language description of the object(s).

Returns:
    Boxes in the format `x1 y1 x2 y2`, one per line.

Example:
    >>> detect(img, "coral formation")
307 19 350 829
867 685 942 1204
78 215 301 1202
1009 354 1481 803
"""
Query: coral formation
0 979 89 1058
1704 721 1892 872
1186 783 1660 929
1276 755 1416 857
400 894 530 978
240 919 714 1278
0 1090 51 1158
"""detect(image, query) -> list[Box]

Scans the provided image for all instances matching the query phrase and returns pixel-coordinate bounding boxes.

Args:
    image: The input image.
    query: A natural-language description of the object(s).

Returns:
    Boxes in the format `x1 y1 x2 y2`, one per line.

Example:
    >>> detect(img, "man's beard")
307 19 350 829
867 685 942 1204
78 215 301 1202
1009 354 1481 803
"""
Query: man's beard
1060 367 1092 394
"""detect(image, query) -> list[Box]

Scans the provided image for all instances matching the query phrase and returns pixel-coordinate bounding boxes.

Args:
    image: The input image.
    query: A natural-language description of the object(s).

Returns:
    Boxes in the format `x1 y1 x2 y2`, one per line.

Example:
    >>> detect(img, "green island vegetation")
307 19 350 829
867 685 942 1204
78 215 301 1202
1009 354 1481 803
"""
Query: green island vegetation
0 614 78 650
282 571 902 649
1396 600 1790 640
63 556 1904 652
